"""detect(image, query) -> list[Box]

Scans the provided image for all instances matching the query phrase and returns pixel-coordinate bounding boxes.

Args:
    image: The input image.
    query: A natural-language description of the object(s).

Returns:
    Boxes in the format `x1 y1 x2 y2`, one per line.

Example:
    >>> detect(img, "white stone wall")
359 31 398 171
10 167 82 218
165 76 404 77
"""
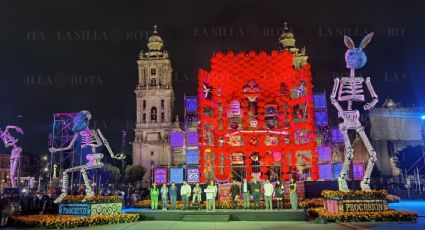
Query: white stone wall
133 45 175 186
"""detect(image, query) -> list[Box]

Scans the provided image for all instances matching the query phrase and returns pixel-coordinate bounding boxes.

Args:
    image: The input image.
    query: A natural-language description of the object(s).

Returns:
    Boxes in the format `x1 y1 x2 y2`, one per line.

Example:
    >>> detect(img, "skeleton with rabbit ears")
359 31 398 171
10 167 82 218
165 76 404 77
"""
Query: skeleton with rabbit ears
330 32 379 192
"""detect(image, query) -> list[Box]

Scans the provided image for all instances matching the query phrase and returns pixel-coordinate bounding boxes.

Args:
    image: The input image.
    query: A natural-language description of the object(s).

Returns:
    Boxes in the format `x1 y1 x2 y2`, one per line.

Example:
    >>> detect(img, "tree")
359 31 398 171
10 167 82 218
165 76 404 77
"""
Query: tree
124 165 146 186
102 163 121 184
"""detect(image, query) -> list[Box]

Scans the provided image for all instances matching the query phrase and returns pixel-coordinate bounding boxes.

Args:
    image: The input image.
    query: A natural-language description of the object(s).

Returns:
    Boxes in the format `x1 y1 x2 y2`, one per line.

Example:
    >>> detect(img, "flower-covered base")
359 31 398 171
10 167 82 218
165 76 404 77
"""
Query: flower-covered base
59 202 122 217
322 190 389 213
309 208 417 223
58 195 123 217
312 190 418 223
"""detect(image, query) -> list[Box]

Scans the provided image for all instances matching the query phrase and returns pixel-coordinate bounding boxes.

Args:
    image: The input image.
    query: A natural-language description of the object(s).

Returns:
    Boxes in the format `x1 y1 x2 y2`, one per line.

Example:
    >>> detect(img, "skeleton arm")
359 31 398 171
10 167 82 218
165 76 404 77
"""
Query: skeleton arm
96 129 126 160
330 78 345 114
5 125 24 134
49 134 79 153
364 77 379 110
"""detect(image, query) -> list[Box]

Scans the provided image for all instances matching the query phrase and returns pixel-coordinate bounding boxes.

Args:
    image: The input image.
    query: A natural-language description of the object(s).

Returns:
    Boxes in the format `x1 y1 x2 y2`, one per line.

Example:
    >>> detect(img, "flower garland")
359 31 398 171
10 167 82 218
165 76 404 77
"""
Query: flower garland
11 214 139 229
321 190 388 200
62 195 122 204
308 208 417 222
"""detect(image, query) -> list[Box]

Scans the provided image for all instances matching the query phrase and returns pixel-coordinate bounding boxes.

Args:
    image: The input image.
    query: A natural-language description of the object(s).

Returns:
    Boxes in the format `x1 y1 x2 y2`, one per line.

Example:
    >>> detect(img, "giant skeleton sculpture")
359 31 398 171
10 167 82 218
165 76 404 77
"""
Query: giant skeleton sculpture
49 111 125 203
0 125 23 188
330 33 379 192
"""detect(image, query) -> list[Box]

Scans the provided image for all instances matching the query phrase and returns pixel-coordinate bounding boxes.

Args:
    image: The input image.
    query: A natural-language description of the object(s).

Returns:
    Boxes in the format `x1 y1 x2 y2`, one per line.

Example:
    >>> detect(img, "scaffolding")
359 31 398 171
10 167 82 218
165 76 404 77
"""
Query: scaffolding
49 112 80 190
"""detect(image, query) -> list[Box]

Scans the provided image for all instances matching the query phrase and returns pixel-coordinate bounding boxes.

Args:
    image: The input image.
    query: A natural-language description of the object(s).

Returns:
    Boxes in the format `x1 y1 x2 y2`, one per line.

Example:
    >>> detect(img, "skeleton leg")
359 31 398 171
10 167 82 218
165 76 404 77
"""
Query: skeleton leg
9 158 19 188
357 126 377 191
9 147 22 188
54 165 87 203
81 166 95 202
54 168 70 204
338 127 353 192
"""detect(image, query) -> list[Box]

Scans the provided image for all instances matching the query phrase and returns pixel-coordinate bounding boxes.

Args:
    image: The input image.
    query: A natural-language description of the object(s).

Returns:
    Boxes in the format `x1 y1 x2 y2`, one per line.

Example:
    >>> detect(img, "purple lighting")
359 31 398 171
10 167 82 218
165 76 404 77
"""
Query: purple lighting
170 131 184 147
186 132 199 146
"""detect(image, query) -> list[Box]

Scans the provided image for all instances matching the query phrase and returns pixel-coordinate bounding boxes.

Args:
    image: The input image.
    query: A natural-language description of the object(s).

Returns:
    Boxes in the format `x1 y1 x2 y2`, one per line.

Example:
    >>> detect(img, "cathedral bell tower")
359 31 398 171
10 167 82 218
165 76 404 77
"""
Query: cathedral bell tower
133 25 175 186
279 22 308 70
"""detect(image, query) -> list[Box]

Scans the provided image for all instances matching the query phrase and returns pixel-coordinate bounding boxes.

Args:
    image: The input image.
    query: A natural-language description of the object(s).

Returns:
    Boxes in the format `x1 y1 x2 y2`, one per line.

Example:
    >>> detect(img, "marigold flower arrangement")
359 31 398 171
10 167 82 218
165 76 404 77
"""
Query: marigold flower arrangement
62 195 122 204
11 214 139 229
308 207 417 223
321 190 388 200
134 198 324 209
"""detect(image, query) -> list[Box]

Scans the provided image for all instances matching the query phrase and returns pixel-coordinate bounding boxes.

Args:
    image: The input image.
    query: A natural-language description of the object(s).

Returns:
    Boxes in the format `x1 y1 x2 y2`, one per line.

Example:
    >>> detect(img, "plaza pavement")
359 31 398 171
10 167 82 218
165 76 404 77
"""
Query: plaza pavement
4 220 424 230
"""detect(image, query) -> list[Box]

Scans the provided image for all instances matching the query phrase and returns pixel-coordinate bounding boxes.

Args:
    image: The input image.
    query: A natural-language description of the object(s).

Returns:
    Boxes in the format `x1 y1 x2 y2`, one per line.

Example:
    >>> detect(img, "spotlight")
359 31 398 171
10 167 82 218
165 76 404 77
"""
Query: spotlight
421 115 425 120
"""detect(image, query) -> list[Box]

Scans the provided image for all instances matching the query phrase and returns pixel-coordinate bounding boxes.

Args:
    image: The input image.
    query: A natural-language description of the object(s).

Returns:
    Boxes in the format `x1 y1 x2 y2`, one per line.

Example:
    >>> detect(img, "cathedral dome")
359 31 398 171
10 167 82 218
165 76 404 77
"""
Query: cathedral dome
147 25 164 51
279 22 296 48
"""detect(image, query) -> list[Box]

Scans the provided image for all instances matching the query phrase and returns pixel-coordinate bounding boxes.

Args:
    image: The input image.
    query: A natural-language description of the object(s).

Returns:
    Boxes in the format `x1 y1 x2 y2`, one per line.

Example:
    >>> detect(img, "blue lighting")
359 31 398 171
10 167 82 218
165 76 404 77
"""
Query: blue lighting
421 115 425 120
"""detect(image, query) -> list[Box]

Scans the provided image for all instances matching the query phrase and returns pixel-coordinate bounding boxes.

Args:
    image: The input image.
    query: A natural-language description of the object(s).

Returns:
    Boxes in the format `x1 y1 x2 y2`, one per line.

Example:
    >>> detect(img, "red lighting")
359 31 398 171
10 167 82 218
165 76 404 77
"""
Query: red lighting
198 50 318 183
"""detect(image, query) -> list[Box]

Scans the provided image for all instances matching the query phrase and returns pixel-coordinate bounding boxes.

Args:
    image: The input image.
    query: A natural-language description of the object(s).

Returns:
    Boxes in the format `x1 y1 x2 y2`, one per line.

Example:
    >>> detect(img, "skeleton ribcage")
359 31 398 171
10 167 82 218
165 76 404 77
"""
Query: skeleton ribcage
80 130 100 148
1 134 16 146
338 77 365 101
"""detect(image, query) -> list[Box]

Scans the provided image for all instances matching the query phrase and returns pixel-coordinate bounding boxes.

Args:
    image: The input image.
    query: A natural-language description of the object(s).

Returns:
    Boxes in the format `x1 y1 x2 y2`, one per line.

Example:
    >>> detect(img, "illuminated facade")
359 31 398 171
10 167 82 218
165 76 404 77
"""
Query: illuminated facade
198 47 318 182
133 26 176 185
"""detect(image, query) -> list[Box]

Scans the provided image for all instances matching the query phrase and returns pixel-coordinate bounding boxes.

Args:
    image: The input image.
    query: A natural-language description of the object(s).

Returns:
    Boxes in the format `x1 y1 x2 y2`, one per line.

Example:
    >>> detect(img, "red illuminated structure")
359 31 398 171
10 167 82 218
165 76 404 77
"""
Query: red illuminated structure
198 50 318 183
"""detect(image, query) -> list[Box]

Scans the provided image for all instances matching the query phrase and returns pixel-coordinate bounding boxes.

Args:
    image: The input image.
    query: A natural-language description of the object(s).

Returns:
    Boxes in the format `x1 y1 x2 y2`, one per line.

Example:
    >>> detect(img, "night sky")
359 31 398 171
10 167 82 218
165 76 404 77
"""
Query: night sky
1 0 424 155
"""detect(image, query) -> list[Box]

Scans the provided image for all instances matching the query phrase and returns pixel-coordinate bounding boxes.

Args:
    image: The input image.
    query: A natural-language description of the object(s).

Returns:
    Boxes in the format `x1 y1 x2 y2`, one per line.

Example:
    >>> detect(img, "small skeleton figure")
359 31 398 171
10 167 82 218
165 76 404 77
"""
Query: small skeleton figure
330 33 378 191
49 111 125 203
0 125 23 188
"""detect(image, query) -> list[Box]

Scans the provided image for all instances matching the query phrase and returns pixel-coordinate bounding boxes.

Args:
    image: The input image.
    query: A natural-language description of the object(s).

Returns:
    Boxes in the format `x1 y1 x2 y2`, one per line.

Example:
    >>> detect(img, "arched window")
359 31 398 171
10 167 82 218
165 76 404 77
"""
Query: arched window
142 113 146 123
151 107 157 122
161 99 165 109
151 78 157 86
161 112 165 122
143 100 146 110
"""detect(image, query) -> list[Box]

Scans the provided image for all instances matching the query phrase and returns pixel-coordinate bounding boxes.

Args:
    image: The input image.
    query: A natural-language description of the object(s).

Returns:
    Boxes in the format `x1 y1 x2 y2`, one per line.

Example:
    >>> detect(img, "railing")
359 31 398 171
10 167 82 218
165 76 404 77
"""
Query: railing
135 85 171 90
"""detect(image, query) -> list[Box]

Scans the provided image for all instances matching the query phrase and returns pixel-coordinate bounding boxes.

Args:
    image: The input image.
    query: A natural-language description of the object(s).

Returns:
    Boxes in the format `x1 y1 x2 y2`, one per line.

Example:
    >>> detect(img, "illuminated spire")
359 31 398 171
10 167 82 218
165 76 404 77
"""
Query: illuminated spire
147 25 164 51
278 22 308 70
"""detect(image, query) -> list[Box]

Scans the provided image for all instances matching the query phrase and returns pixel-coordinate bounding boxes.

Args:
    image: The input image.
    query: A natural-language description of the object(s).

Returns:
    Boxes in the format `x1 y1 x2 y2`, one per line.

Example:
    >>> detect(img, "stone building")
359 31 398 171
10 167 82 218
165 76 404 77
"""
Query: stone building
279 22 308 70
132 26 177 185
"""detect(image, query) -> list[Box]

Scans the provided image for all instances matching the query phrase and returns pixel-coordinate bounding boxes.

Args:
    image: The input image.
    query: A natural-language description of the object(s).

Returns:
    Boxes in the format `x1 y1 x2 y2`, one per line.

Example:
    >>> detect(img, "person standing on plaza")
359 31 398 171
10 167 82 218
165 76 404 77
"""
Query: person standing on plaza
241 178 251 209
263 179 274 210
230 180 240 209
275 180 285 209
169 182 177 210
160 183 168 211
205 180 218 212
289 178 298 211
192 183 202 209
150 183 159 210
250 178 261 210
180 181 191 210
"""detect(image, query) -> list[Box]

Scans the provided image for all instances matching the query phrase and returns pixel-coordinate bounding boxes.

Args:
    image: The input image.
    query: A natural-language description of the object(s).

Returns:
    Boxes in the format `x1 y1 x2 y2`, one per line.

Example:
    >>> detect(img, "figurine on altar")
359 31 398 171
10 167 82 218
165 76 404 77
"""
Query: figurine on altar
0 125 23 188
49 111 125 203
330 33 378 191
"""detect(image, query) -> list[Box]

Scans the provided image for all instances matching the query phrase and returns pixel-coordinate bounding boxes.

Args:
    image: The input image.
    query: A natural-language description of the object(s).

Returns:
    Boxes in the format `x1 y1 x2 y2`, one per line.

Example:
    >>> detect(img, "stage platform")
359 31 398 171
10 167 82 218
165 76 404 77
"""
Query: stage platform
130 209 306 222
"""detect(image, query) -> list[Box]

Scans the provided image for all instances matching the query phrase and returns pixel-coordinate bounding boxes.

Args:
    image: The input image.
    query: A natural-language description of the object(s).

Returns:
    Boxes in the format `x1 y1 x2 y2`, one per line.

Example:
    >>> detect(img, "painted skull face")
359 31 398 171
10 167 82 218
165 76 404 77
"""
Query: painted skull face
243 80 260 102
72 110 91 133
345 48 367 69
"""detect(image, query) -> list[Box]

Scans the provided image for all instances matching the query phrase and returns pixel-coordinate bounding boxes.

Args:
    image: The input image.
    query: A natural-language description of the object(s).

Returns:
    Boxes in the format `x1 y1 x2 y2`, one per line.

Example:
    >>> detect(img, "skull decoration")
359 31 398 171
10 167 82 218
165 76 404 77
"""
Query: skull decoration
243 80 260 102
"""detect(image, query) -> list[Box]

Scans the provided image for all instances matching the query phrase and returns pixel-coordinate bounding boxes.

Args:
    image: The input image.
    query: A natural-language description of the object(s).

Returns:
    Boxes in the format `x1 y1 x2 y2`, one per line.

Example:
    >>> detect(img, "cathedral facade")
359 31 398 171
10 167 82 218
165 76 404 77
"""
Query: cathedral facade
132 23 311 185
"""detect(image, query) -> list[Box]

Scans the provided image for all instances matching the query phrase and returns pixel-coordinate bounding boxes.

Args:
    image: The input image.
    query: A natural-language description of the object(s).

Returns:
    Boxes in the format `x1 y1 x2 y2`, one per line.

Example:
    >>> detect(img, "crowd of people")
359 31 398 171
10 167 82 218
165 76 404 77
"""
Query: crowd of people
148 178 299 211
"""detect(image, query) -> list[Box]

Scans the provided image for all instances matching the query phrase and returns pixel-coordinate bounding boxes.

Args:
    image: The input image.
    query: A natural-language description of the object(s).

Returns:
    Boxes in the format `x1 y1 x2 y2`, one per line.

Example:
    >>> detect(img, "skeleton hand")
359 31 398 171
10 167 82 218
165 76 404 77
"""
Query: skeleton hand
114 153 126 160
363 103 374 111
15 127 24 134
49 147 57 153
